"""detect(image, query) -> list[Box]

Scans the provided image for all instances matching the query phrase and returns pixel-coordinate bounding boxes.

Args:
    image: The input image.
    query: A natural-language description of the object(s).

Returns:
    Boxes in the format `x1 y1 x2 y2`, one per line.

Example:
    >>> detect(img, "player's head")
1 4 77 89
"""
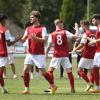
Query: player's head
92 14 100 26
54 19 64 30
80 20 90 31
30 10 41 24
0 13 8 26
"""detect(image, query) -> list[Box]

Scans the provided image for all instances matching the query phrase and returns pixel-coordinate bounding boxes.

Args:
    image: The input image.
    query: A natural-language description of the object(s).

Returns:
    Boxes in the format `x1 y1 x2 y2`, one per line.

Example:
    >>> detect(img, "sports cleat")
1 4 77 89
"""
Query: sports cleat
50 86 58 94
2 89 9 94
44 88 51 93
21 90 30 94
21 75 24 78
84 84 94 92
89 89 100 93
77 75 81 79
13 75 18 79
71 89 75 93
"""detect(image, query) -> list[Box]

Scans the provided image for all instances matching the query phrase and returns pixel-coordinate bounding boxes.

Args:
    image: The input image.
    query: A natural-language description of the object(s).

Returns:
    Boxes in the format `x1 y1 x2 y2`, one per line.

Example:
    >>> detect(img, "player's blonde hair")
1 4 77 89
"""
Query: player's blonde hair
54 19 63 26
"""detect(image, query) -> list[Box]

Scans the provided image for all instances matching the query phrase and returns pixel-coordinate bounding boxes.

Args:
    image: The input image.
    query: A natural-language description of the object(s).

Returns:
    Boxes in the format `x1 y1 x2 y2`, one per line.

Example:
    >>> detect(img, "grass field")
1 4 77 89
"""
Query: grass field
0 57 100 100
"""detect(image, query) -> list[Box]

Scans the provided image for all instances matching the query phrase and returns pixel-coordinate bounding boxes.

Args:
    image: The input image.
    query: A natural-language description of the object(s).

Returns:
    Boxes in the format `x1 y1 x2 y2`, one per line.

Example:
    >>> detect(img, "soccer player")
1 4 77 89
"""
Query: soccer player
73 23 88 79
24 22 40 80
7 45 17 79
46 19 77 93
23 38 40 80
88 14 100 93
3 38 17 79
73 20 96 91
60 23 73 78
0 13 21 93
20 10 57 94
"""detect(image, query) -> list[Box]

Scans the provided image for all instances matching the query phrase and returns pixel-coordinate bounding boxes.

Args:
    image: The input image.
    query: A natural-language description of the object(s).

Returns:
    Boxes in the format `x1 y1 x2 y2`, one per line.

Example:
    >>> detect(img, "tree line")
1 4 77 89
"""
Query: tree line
0 0 100 32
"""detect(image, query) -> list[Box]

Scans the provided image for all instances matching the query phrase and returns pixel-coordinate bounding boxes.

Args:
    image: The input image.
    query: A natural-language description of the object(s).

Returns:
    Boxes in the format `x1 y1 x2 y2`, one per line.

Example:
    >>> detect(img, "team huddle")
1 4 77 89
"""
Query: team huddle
0 10 100 94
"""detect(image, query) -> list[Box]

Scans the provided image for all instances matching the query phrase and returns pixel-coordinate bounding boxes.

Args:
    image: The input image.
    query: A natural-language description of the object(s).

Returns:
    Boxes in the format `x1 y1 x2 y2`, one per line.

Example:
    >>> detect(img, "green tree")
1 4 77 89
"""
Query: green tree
94 0 100 13
21 0 32 27
60 0 85 31
83 0 100 20
0 0 63 32
30 0 63 32
0 0 30 28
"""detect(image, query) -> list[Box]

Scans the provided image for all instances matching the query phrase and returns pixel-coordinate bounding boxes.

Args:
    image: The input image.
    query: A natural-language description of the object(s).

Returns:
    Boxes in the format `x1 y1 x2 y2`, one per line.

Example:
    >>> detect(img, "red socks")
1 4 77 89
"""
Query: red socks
47 70 54 83
0 68 4 86
93 66 99 86
67 72 74 90
23 72 30 87
89 72 94 84
79 69 89 83
42 71 54 85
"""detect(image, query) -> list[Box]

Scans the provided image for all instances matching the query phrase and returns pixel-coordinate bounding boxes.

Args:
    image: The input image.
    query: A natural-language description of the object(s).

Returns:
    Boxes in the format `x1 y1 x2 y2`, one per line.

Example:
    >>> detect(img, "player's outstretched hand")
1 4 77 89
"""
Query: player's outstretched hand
16 33 22 41
88 40 96 46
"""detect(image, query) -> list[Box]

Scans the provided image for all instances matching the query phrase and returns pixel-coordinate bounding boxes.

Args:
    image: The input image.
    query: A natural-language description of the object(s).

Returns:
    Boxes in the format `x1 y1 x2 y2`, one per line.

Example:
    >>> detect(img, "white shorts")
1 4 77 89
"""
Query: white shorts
7 53 14 64
49 57 72 69
93 52 100 67
78 58 93 69
24 54 46 68
0 57 7 67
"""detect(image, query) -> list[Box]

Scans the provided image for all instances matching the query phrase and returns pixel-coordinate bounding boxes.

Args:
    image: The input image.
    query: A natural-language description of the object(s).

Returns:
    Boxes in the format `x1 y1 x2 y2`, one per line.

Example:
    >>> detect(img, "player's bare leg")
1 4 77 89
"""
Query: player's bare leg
30 65 34 79
3 67 6 79
35 66 40 79
10 63 17 79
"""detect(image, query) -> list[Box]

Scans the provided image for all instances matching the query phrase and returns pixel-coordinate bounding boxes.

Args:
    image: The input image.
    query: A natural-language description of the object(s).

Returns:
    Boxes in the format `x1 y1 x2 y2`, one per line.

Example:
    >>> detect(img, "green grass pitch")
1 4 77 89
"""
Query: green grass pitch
0 58 100 100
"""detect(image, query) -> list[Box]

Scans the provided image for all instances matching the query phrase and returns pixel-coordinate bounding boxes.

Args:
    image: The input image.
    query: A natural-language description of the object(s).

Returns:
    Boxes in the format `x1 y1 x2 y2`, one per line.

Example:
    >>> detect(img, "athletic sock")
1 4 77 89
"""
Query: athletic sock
67 72 74 90
79 69 89 83
23 72 30 87
0 68 4 86
89 72 94 84
42 72 54 85
93 66 99 86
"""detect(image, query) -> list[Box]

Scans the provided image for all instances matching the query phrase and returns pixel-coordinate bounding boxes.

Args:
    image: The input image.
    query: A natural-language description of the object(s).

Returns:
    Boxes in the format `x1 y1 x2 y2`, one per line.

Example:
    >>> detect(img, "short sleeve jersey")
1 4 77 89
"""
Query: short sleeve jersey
24 25 48 54
80 29 96 59
48 29 73 57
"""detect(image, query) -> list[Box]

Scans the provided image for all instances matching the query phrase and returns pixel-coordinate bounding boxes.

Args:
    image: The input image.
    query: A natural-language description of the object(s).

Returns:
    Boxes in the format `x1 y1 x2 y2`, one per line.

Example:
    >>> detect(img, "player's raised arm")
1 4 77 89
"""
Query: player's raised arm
73 22 79 37
20 29 28 43
46 43 52 57
6 33 22 46
88 38 100 46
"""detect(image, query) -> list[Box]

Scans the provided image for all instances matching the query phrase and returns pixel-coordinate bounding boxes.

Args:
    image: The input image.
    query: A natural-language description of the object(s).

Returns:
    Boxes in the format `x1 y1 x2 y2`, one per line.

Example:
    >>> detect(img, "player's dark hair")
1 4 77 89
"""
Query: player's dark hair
0 13 8 22
80 20 90 26
92 14 100 20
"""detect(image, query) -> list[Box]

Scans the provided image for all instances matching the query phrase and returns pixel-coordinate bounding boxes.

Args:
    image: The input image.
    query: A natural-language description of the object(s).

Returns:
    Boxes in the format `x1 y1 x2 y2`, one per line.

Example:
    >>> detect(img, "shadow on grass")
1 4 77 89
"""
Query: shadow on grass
5 92 100 96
